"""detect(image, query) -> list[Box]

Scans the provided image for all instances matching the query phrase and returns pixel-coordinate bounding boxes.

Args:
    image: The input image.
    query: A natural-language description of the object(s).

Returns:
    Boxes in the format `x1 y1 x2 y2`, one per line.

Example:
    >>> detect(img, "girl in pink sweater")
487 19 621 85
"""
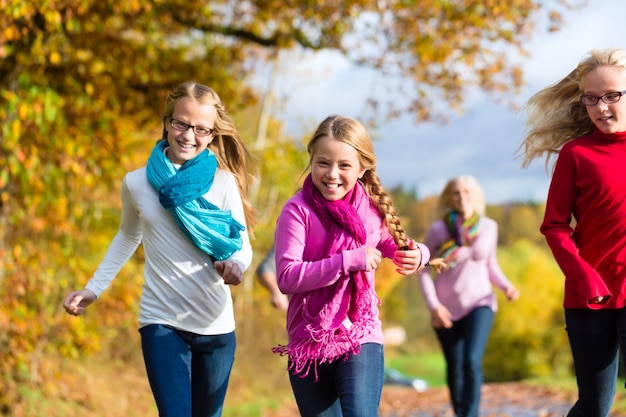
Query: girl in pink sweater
273 115 431 417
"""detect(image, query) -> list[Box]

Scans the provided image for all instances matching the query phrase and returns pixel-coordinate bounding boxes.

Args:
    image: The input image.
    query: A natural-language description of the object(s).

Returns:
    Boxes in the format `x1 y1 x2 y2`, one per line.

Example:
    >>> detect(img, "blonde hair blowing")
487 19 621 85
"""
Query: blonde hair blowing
520 48 626 170
162 81 257 232
437 176 486 217
306 115 408 248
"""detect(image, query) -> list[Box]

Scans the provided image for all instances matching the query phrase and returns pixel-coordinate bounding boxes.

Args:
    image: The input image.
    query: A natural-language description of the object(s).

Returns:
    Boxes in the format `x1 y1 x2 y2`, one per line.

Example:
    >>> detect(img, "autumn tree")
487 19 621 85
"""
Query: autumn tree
1 0 585 415
484 239 570 381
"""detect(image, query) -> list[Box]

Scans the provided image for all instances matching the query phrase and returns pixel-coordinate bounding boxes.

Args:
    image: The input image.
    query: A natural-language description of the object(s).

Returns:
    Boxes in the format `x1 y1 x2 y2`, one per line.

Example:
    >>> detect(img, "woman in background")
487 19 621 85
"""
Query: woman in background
418 175 519 417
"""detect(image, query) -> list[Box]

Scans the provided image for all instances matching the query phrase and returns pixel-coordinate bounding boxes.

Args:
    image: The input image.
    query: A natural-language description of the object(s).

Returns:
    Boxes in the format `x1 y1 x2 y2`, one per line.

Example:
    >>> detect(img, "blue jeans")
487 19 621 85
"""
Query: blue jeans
435 306 494 417
565 308 626 417
139 324 236 417
289 342 384 417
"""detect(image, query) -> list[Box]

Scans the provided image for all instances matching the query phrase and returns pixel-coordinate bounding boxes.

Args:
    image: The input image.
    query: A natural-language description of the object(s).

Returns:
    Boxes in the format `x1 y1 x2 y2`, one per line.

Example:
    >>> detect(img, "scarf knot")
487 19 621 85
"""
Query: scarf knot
437 211 480 260
146 140 244 261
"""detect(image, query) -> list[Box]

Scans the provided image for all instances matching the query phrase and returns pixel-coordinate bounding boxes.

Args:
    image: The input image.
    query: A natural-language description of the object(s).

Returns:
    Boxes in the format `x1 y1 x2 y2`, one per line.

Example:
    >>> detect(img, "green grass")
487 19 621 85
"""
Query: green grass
385 350 447 388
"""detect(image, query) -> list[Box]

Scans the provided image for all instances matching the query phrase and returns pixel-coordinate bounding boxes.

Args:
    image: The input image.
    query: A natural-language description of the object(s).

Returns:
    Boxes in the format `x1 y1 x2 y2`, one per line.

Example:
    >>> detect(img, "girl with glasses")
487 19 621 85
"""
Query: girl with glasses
63 81 256 417
520 48 626 417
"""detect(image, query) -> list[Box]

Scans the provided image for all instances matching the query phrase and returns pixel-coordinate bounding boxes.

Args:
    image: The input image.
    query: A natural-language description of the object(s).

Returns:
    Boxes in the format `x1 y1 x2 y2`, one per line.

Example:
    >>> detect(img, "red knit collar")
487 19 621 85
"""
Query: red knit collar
593 127 626 141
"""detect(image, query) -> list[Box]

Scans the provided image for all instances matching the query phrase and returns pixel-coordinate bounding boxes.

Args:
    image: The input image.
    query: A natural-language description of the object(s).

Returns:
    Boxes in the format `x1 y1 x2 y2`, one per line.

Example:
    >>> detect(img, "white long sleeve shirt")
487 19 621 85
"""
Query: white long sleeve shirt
85 165 252 335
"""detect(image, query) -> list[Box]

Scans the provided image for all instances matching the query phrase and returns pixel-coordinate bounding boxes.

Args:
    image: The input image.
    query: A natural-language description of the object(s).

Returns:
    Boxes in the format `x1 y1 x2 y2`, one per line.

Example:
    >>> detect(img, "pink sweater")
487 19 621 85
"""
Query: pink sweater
541 128 626 309
275 191 430 348
418 217 514 321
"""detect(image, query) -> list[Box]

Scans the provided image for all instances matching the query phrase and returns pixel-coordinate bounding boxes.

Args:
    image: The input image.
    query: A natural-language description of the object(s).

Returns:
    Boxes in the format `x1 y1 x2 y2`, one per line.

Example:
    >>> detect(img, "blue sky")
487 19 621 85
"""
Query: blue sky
268 1 625 204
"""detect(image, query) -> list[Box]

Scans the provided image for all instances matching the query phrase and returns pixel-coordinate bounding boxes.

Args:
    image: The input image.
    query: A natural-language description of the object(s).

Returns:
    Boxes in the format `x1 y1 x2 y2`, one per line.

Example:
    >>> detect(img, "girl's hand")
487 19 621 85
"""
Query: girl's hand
365 247 382 272
506 287 520 301
214 260 243 286
392 240 422 275
589 295 609 305
431 304 453 329
63 289 97 316
270 290 289 311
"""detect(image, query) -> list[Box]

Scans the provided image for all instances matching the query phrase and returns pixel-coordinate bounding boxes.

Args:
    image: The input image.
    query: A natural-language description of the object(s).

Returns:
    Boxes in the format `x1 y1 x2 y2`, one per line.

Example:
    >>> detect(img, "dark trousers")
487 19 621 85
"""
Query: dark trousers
288 342 384 417
139 324 236 417
565 307 626 417
435 306 494 417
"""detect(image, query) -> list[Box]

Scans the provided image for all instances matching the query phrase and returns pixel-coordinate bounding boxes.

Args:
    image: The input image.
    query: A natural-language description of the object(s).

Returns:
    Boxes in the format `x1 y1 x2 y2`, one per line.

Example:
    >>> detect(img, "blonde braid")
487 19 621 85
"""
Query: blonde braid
362 171 408 249
364 171 446 272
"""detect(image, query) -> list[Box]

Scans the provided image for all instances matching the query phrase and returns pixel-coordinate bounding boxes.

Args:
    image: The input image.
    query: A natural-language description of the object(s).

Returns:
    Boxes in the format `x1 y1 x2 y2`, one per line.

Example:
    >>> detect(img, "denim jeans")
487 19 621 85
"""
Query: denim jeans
565 307 626 417
435 306 494 417
139 324 236 417
288 342 384 417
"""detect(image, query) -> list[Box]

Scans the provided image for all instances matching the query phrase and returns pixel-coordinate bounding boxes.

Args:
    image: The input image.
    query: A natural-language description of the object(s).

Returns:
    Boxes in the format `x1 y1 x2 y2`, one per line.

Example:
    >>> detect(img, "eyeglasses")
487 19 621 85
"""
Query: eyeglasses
580 90 626 106
170 118 214 136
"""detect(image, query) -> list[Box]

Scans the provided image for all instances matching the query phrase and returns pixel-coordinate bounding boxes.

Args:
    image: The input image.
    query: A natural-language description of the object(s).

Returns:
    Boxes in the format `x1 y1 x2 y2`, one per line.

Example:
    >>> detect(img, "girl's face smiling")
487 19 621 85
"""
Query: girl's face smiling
165 97 216 165
583 66 626 134
310 136 366 201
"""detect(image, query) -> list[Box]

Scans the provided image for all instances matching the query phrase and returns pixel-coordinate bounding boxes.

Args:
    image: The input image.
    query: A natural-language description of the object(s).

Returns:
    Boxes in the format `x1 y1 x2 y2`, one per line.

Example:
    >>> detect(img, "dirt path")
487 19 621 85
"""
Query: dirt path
263 382 626 417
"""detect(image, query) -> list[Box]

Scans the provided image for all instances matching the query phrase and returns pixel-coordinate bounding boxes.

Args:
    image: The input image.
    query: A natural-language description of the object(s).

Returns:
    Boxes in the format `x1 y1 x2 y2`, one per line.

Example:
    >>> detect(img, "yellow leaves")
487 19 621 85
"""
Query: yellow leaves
484 239 569 380
0 168 7 189
375 258 406 302
90 59 107 75
49 51 61 65
11 118 21 140
12 244 22 260
2 25 18 41
17 102 28 120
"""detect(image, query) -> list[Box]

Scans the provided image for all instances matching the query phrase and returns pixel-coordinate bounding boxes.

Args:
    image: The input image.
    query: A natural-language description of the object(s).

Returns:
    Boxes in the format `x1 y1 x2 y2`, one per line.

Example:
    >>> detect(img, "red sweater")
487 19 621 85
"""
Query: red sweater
541 128 626 309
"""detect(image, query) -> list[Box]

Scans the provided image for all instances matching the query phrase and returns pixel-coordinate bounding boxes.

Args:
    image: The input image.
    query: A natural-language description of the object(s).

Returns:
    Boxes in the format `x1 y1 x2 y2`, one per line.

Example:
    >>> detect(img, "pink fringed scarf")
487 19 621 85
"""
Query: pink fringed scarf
272 175 379 379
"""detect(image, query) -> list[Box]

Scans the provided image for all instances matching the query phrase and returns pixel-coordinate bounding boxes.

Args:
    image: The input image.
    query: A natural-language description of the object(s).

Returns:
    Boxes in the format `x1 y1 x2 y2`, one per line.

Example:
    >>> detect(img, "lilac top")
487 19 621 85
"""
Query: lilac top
417 217 514 321
275 191 430 348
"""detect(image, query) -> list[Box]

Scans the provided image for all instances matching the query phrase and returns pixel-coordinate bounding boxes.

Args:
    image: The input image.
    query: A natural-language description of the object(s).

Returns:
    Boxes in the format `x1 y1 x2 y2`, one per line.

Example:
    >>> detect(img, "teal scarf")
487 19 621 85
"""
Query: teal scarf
146 140 245 261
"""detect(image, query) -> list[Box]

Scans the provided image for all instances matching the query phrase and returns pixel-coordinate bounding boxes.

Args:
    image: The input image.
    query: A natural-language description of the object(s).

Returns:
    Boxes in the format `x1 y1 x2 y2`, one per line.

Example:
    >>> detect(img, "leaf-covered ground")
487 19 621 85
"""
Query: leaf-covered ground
261 382 626 417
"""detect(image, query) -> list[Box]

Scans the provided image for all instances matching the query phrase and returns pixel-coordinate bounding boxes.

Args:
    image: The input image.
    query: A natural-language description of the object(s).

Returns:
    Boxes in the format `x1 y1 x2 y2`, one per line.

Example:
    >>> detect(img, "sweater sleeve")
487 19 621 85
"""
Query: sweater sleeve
541 147 609 307
483 220 515 292
85 175 142 297
274 197 364 295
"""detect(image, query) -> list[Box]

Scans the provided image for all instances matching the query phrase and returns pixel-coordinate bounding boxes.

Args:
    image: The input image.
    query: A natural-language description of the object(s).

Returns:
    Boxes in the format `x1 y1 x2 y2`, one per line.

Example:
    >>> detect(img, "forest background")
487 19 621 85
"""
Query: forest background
0 1 596 416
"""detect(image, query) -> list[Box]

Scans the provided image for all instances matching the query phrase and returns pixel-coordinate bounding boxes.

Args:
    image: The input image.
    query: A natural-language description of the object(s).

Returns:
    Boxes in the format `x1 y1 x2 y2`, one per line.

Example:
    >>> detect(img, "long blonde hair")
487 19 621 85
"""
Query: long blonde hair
162 81 257 232
437 176 486 217
520 48 626 170
306 115 409 248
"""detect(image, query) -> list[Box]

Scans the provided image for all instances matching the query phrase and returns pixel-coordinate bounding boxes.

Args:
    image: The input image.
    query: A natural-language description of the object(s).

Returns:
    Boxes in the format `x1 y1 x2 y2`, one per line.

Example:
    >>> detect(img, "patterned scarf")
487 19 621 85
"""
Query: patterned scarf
146 140 244 261
437 211 480 260
273 174 378 379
